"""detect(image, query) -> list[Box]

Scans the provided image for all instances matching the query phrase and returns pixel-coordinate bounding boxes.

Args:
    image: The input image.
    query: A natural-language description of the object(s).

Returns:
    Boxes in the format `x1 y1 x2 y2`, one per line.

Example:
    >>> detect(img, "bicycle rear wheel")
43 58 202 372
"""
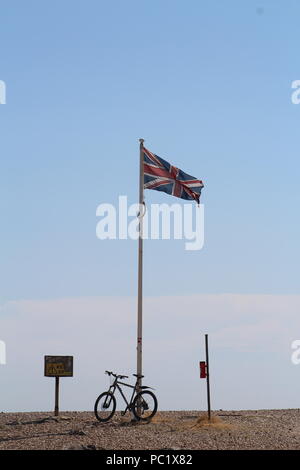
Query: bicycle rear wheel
132 391 158 421
94 392 116 422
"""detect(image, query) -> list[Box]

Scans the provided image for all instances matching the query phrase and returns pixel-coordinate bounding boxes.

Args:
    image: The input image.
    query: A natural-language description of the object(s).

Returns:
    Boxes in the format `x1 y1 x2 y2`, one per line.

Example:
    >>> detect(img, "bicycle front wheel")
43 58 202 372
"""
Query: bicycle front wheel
94 392 116 422
132 391 158 421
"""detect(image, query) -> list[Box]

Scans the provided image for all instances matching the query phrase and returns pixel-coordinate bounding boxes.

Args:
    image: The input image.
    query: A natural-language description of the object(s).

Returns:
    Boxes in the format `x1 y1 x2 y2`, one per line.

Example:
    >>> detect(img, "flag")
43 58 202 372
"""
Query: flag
143 147 204 204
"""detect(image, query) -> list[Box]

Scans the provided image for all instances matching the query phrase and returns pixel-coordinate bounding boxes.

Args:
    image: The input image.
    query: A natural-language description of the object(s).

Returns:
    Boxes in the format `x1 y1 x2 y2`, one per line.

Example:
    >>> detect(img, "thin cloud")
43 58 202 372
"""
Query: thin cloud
0 294 299 411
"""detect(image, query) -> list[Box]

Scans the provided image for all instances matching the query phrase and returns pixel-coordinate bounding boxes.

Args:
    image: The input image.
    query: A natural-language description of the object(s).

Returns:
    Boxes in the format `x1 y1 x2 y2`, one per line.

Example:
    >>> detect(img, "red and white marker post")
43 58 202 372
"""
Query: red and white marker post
199 334 211 420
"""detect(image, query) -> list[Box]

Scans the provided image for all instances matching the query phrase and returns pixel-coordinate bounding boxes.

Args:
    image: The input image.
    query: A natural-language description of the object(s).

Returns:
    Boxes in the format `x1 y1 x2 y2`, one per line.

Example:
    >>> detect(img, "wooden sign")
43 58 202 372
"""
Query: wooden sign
44 356 73 377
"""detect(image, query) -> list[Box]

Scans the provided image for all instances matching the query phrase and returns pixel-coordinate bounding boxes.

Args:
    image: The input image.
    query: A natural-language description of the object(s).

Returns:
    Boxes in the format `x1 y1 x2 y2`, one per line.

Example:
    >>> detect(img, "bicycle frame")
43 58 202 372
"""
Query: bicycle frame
108 378 138 415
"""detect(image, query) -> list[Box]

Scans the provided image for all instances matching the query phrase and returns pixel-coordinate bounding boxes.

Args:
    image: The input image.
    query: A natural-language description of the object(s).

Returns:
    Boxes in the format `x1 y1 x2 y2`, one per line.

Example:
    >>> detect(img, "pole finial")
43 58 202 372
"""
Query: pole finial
139 138 144 144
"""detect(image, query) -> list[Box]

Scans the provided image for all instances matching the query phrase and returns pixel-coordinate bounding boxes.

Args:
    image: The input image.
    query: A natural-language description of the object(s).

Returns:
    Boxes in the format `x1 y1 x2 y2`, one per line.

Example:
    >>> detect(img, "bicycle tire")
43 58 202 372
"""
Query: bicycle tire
132 391 158 421
94 392 116 422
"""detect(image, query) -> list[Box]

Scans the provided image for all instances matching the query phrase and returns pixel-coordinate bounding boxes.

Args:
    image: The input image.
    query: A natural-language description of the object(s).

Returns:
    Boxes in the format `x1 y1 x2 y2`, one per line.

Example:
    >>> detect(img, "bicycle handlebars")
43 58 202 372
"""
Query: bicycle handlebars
105 370 129 379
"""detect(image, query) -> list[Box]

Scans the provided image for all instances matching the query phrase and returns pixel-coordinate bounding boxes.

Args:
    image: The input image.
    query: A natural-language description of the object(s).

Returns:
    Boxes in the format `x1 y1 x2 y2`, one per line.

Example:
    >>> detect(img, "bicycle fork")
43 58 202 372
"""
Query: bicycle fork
103 386 116 409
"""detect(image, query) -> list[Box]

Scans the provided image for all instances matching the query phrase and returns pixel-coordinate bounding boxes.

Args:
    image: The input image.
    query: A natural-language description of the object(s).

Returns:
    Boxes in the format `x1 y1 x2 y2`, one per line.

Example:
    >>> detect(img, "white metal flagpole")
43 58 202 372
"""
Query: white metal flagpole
137 138 144 392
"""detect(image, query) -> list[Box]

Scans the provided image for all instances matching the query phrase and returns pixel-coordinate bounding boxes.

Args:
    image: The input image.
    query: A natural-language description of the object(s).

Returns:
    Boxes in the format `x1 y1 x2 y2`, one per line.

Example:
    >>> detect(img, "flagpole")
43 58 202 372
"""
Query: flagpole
137 138 144 393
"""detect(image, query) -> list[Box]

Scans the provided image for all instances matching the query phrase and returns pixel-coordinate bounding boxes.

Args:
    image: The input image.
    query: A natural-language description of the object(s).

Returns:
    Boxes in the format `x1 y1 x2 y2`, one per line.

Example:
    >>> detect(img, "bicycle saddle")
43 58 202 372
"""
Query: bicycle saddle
133 374 144 378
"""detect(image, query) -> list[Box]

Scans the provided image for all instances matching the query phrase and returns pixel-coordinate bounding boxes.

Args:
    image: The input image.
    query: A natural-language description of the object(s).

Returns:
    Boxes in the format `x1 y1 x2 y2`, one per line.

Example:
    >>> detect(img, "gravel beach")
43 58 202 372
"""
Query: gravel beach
0 409 299 450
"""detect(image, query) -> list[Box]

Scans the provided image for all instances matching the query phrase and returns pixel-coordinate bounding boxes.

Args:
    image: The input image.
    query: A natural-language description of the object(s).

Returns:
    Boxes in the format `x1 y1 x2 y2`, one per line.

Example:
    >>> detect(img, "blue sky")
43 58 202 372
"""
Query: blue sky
1 1 300 411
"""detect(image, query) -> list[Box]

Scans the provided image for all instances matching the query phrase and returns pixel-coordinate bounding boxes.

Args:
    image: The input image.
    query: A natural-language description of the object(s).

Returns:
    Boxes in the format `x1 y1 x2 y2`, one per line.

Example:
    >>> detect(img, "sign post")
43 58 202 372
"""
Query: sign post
44 356 73 416
55 377 60 416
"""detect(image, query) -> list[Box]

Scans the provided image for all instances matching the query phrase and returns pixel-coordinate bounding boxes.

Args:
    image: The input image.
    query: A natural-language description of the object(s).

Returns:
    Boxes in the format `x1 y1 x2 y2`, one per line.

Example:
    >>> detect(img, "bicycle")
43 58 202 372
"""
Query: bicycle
94 370 158 422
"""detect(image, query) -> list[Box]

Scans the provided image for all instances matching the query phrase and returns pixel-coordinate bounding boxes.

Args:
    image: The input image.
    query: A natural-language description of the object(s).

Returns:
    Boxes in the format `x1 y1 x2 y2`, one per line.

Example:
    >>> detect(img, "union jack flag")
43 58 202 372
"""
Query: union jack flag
143 147 204 204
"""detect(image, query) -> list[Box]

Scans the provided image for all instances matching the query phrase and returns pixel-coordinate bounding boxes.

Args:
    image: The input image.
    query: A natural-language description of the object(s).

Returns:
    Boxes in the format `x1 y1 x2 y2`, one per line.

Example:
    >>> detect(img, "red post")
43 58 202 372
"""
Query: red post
205 334 211 420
